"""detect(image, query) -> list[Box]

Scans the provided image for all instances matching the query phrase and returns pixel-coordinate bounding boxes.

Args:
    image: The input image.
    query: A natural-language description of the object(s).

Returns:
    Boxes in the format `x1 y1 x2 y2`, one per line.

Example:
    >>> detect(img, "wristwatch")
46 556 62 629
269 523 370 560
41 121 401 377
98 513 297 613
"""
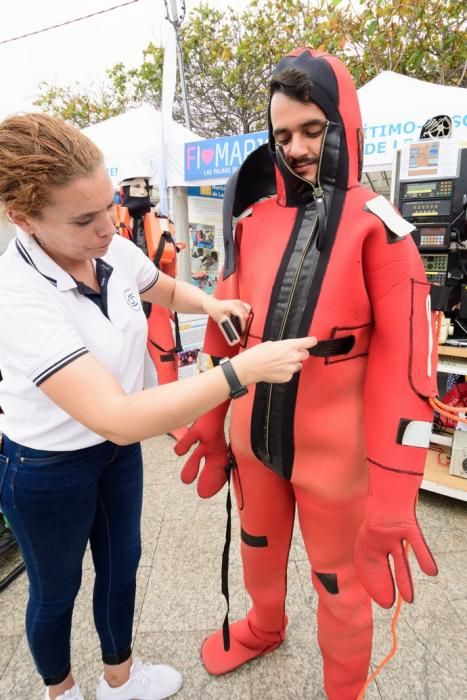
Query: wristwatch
219 357 248 399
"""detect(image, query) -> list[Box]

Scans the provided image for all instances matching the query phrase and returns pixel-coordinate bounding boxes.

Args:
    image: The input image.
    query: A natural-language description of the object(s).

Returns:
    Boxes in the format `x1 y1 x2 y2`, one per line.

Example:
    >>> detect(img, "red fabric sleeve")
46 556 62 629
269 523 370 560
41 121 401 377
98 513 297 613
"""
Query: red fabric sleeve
362 225 437 474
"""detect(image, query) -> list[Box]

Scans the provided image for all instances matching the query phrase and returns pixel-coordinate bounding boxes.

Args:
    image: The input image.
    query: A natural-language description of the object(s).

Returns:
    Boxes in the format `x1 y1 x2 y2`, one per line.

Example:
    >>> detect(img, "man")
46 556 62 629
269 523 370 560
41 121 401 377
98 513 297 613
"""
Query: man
176 48 438 699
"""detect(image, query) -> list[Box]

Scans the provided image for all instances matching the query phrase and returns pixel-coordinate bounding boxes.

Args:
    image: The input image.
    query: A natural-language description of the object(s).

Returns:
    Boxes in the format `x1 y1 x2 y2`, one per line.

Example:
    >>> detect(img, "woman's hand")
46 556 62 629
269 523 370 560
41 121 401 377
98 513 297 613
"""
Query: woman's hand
202 296 251 332
231 336 318 386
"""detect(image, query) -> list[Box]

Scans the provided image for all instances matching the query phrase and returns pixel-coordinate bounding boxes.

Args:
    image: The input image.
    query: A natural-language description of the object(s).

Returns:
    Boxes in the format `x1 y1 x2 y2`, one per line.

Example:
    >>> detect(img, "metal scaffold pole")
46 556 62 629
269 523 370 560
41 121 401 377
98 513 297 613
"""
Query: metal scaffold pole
164 0 191 130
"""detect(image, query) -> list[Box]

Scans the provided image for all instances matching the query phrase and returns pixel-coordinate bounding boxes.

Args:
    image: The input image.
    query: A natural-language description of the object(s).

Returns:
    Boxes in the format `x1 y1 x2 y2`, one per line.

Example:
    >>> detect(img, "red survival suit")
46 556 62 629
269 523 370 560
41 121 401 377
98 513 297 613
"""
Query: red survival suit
115 200 183 385
176 49 438 699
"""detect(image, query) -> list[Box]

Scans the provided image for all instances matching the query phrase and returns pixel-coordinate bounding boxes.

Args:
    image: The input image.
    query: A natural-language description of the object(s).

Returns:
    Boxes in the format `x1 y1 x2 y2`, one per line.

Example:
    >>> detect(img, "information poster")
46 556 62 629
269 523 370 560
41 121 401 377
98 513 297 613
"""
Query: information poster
177 313 208 379
188 186 224 295
168 186 225 378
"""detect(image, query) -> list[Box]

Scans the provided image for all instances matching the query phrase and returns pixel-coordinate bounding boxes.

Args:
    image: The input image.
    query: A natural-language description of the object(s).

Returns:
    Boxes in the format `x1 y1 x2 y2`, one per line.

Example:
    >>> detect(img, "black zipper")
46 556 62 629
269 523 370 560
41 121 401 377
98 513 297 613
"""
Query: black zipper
262 125 330 462
263 215 319 462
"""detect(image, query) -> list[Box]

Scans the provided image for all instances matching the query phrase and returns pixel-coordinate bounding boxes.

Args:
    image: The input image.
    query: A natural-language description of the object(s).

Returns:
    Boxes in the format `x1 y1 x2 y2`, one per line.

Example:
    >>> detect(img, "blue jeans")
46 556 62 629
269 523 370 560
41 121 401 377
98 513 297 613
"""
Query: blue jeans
0 435 143 685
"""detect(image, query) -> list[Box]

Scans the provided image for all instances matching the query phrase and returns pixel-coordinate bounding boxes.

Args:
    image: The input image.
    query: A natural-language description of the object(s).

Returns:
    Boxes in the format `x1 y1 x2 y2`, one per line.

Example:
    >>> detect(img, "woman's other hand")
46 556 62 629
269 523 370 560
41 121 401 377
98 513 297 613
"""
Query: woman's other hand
202 296 251 332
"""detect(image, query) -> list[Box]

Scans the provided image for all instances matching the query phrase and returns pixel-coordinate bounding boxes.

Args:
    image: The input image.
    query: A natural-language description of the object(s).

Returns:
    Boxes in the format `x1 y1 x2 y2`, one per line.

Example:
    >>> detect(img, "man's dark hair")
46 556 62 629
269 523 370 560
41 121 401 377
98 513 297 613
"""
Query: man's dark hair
269 67 314 103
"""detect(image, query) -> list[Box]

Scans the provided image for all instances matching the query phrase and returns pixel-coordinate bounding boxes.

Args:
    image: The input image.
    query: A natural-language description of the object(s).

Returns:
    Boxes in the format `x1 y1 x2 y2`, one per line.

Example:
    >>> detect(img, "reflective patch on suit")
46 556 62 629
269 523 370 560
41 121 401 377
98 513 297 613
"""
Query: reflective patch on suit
241 528 268 548
315 572 339 595
364 195 415 241
396 419 432 448
410 280 436 398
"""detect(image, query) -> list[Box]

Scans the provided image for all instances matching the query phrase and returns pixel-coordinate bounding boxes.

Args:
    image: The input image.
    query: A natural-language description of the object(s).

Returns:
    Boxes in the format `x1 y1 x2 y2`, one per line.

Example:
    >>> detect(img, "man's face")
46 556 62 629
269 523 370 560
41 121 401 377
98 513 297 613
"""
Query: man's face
270 92 327 184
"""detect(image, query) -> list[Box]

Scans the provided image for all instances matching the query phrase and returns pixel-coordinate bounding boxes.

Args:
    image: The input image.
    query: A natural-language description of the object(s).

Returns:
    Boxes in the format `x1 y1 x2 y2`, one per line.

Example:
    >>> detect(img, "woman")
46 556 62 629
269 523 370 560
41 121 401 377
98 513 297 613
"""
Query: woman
0 114 316 700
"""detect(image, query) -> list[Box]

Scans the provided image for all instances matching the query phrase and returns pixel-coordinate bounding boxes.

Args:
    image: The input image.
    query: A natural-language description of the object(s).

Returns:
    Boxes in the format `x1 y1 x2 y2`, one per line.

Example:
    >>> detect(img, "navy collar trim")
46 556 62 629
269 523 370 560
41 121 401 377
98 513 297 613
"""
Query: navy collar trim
16 239 58 287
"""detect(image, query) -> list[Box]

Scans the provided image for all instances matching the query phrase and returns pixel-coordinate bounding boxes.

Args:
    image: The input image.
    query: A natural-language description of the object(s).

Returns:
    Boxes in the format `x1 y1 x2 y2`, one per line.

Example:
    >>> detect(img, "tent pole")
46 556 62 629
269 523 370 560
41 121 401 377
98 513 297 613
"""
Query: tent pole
171 186 191 283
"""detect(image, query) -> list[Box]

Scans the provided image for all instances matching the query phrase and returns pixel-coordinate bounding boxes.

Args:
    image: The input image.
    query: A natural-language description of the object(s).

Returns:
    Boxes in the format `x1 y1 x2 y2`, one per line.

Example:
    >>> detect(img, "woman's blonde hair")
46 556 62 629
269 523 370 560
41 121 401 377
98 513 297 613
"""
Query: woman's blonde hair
0 113 103 218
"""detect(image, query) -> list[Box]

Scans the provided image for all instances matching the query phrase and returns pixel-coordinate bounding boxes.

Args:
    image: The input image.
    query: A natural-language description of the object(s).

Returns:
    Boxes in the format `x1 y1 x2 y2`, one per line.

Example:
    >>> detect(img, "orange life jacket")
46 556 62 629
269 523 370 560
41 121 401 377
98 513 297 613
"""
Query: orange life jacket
114 205 183 278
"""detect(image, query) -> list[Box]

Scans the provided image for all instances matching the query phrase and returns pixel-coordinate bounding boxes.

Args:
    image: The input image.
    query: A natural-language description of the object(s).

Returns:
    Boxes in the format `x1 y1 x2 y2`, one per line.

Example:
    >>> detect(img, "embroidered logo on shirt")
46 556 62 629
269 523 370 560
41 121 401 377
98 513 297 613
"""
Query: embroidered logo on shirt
124 288 141 311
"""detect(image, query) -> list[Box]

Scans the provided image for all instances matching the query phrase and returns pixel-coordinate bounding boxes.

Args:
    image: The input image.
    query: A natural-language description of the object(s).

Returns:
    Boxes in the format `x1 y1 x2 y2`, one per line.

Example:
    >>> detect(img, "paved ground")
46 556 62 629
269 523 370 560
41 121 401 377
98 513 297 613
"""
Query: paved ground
1 434 466 699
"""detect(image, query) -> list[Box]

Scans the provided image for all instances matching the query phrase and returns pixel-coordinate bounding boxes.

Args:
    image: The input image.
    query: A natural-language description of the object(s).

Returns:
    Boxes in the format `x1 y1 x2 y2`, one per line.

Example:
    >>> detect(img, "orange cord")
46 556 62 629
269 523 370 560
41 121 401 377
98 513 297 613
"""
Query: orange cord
432 311 467 423
435 311 442 345
356 542 410 699
430 444 451 467
429 396 467 424
432 397 467 412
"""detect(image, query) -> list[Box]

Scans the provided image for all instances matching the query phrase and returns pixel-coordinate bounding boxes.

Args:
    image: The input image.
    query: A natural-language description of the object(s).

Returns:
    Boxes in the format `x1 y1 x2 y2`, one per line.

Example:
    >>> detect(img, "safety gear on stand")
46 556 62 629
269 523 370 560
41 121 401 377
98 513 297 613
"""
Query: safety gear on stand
117 157 152 184
115 189 185 390
120 180 151 219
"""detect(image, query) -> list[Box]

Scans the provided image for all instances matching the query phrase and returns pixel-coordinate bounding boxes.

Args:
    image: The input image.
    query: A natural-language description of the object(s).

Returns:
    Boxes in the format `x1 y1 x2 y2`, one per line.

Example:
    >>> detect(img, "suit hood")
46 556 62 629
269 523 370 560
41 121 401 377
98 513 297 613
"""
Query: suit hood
222 48 363 276
269 47 363 202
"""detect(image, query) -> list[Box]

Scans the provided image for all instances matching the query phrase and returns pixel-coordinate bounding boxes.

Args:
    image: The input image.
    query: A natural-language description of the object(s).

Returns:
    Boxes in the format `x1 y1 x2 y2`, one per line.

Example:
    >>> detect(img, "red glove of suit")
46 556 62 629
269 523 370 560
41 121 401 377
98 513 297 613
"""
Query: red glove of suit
174 401 230 498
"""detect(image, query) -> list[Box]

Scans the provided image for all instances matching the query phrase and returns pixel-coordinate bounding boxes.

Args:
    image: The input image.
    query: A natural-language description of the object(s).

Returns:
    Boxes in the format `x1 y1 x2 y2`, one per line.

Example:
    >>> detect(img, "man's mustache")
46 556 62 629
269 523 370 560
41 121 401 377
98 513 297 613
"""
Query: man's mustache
289 157 319 168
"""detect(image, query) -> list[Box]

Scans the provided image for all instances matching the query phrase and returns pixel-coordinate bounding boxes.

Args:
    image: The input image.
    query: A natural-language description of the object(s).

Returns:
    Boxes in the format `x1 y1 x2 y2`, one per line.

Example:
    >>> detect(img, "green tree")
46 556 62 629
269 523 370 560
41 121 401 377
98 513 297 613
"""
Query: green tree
34 83 128 129
336 0 467 87
34 0 466 135
105 42 164 110
34 42 164 129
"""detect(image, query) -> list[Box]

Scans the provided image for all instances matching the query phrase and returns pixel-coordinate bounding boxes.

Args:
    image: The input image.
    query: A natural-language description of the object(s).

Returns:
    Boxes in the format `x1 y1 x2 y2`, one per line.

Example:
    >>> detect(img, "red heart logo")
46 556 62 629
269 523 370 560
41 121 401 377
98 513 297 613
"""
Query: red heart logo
201 148 214 165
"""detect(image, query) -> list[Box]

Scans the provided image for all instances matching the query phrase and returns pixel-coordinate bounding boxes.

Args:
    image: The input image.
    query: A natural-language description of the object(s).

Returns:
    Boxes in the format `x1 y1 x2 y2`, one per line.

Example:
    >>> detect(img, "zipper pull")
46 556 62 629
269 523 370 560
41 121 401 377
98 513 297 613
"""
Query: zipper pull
313 185 324 200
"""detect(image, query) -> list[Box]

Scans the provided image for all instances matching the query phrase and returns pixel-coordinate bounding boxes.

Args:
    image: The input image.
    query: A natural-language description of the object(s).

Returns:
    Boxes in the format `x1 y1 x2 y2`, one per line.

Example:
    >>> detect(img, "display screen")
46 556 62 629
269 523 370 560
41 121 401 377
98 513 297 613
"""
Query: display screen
402 199 451 217
406 182 438 196
402 180 453 199
419 226 447 236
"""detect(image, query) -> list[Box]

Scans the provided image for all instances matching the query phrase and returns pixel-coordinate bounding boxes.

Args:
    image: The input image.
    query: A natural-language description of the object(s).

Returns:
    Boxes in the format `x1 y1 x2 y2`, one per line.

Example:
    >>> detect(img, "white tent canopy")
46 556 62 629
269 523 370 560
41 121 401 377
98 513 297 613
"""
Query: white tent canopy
82 74 466 185
82 103 202 187
358 71 467 172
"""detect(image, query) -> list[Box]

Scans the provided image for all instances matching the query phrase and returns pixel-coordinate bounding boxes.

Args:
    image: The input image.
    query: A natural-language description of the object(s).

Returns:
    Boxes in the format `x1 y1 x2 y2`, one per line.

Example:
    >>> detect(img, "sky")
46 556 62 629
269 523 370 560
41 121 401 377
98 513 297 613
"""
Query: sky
0 0 251 121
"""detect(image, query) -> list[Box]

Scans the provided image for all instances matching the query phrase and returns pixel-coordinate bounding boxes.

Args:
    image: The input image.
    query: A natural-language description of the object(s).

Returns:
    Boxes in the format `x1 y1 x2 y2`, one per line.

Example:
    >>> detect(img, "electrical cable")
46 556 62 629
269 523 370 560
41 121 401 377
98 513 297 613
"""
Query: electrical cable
430 444 450 466
0 0 141 46
430 396 467 424
432 311 467 423
451 205 467 228
356 541 411 699
454 317 467 336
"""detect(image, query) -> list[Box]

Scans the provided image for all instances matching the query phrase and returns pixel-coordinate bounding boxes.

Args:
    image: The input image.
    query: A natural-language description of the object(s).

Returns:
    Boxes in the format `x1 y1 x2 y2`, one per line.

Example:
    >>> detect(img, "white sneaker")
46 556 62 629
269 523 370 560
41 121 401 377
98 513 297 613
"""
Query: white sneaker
95 657 182 700
44 684 84 700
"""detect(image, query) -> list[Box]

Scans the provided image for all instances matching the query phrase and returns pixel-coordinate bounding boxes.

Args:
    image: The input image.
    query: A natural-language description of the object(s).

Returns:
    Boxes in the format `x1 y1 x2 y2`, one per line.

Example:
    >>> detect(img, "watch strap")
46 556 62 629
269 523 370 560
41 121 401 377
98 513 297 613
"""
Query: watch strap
220 358 248 399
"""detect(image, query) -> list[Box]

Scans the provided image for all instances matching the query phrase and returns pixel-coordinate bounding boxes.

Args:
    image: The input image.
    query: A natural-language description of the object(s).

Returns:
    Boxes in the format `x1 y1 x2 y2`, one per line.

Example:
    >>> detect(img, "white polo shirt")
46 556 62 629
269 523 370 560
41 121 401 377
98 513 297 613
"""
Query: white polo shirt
0 229 159 450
